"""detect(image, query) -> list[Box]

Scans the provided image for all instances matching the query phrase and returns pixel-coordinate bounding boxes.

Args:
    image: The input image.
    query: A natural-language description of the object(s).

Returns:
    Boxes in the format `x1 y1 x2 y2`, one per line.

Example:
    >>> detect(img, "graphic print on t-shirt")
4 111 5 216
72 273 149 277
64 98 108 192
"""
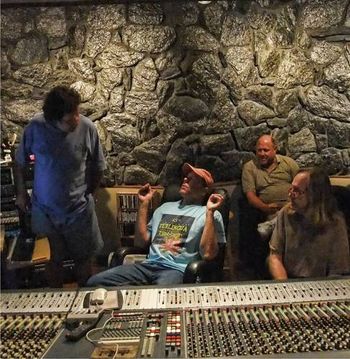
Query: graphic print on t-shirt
153 214 195 255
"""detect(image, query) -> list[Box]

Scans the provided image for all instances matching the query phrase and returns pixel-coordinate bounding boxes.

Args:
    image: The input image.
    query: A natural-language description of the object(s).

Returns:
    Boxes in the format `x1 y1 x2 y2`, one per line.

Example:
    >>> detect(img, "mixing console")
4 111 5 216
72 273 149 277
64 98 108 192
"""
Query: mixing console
183 303 350 357
83 302 350 358
0 313 64 359
0 278 349 358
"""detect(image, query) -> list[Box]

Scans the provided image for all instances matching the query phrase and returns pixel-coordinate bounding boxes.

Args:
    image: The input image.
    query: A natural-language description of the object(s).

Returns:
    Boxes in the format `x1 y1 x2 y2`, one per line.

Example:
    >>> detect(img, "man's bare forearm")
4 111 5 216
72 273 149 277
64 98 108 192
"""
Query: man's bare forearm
246 191 276 214
268 254 288 280
200 210 219 261
134 202 151 248
14 162 30 212
14 162 27 196
87 171 104 196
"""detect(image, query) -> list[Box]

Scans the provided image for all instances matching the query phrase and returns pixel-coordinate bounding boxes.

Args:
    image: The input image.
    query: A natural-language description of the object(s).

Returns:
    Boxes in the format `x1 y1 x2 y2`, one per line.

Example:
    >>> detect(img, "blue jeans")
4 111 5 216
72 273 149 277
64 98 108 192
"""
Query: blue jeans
87 262 184 287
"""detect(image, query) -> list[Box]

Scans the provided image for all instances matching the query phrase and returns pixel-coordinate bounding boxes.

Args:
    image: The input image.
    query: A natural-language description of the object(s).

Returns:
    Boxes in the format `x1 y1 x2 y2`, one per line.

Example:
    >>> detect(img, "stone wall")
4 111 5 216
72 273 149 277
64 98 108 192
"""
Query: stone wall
1 0 350 185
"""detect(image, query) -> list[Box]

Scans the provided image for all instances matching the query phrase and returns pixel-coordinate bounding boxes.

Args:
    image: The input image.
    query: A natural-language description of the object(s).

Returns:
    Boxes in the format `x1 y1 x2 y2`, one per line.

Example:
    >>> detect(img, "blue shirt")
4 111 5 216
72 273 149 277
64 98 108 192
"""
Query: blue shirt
145 200 226 272
16 114 106 219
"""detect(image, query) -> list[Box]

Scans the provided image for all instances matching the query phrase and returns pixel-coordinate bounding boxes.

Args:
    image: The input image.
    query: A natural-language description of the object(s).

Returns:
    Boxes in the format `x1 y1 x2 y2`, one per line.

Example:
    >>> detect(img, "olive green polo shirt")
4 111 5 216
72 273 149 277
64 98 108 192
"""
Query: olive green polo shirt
242 155 299 205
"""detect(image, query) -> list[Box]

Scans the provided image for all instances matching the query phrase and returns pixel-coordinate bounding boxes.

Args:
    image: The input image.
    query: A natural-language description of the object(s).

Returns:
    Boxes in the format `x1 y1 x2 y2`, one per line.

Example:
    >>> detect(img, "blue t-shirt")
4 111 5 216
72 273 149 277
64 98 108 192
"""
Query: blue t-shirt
16 114 106 219
145 200 226 272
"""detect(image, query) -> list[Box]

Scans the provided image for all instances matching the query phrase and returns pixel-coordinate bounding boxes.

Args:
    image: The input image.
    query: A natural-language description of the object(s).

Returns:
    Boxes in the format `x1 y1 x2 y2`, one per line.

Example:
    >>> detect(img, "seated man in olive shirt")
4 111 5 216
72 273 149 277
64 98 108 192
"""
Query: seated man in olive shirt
241 135 299 278
268 168 349 279
242 135 299 219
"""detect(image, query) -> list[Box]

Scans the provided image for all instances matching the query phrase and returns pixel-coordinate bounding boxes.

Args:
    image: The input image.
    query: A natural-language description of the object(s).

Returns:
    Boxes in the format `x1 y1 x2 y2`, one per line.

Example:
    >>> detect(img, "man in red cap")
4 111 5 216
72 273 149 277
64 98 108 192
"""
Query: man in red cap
87 163 226 286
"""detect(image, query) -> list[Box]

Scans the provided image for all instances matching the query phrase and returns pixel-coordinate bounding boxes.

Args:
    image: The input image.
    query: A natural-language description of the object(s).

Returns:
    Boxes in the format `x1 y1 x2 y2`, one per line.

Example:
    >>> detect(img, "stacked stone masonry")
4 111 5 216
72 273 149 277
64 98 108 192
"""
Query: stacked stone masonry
1 0 350 185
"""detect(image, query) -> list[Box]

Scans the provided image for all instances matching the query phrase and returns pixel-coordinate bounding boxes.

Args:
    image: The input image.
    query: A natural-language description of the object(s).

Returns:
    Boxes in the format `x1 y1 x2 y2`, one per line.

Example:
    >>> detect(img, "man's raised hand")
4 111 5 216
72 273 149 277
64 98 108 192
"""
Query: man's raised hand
207 193 224 212
138 183 154 204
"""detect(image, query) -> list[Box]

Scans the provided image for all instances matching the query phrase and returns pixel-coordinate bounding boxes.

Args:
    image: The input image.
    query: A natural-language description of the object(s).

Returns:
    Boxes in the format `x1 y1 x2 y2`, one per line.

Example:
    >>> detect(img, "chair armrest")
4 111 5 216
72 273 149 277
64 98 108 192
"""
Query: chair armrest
108 246 148 268
183 259 222 283
183 243 226 283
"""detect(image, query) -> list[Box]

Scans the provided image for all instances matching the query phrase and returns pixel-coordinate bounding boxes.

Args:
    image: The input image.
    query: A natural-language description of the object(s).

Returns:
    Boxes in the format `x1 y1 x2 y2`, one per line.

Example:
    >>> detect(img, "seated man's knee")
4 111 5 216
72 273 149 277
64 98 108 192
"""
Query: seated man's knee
156 269 183 285
86 264 151 287
86 268 117 287
86 273 101 287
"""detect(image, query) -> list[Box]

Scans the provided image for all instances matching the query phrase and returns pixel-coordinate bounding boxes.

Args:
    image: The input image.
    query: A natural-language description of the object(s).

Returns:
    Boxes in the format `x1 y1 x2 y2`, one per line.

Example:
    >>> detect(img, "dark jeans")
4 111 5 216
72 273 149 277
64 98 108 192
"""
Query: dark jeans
239 202 270 279
87 262 184 287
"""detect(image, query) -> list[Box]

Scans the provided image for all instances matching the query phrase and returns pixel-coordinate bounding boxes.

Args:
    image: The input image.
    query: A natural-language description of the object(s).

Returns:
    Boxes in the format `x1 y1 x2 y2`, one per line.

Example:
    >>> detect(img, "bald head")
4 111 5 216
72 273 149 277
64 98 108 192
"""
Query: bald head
255 135 277 168
256 135 277 150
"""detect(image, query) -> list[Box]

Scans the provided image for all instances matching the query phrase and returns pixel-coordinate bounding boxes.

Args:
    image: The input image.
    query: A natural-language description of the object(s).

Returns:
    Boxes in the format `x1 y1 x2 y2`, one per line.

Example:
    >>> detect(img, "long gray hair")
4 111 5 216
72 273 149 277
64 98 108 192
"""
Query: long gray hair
303 167 338 228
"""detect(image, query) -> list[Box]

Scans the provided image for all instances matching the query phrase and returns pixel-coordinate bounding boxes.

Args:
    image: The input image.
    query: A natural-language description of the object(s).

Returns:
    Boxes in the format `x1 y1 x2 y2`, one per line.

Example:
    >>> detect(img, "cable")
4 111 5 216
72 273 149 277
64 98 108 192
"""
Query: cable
85 316 114 344
85 327 105 344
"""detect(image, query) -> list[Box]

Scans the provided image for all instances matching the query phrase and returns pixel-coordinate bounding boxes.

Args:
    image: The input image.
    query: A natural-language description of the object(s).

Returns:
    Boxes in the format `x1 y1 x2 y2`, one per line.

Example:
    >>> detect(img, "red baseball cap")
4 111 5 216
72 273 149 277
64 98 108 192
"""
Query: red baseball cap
182 163 214 187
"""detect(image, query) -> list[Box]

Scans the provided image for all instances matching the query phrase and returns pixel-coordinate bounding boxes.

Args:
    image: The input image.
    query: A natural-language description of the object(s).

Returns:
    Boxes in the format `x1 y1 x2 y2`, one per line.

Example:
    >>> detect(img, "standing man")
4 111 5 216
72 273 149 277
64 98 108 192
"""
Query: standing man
87 163 226 286
268 168 349 279
15 86 106 287
241 134 299 277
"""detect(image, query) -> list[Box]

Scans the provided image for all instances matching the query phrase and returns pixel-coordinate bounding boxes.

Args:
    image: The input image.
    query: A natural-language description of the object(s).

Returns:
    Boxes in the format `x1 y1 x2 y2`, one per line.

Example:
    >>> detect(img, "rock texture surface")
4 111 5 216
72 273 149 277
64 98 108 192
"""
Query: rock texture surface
2 0 349 185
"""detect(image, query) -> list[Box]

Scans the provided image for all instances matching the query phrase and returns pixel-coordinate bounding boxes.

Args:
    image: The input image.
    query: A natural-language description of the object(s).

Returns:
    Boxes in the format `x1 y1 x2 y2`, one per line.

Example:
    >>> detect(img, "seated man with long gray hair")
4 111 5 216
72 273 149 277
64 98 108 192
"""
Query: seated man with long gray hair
268 167 350 279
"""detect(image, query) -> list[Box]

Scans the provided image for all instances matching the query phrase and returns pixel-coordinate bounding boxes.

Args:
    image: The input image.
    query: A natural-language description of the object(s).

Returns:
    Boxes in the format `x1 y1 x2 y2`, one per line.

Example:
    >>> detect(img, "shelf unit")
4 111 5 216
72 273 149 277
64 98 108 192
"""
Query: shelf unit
115 186 164 247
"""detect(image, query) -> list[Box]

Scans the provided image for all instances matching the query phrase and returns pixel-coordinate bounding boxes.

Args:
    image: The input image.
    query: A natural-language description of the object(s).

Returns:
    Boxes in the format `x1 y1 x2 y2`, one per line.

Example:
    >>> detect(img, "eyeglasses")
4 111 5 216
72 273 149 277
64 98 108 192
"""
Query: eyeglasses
288 186 307 198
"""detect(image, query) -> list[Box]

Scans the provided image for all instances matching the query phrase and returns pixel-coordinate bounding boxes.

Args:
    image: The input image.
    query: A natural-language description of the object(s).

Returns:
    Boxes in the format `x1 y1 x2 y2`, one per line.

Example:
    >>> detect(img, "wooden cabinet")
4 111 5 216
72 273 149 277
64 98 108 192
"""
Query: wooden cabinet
95 186 164 252
116 187 163 246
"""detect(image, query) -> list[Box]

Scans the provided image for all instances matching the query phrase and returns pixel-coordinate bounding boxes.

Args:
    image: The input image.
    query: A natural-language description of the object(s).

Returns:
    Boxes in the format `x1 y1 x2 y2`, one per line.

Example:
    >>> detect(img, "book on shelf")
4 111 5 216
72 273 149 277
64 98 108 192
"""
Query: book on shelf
116 188 163 245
